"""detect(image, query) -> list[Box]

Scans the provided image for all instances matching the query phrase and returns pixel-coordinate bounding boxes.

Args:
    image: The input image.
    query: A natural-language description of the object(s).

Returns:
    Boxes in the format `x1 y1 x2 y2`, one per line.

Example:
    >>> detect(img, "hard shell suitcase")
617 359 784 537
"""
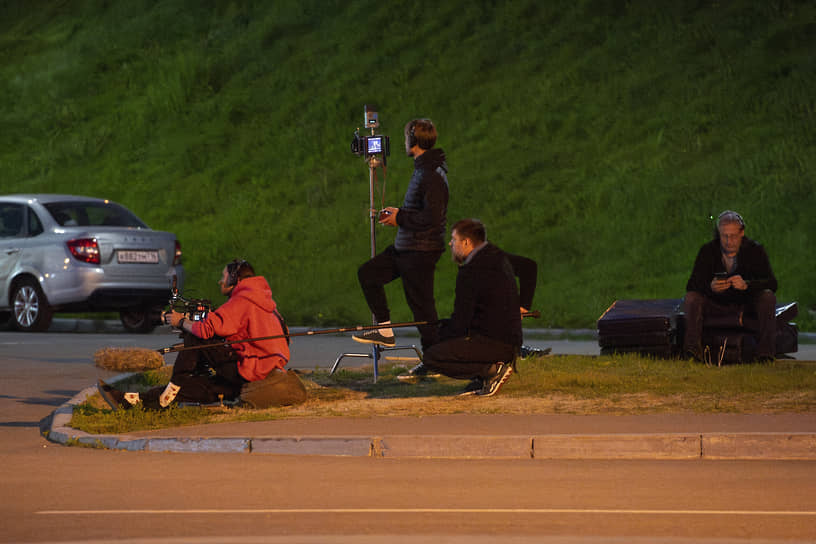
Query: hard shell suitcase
597 299 684 358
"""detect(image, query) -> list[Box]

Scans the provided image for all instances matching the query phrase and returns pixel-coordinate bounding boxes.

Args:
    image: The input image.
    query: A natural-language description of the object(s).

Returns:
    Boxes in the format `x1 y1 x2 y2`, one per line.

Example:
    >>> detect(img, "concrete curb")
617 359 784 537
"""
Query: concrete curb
45 387 816 460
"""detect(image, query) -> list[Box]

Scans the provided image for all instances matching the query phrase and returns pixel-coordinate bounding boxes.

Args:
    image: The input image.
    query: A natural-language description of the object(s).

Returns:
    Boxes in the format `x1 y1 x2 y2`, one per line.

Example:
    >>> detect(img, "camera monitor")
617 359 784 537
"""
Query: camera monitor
367 136 384 155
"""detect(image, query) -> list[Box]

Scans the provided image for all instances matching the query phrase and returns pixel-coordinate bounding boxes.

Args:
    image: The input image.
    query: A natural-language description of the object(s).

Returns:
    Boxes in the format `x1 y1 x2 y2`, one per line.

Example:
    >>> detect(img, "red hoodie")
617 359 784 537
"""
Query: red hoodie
191 276 290 382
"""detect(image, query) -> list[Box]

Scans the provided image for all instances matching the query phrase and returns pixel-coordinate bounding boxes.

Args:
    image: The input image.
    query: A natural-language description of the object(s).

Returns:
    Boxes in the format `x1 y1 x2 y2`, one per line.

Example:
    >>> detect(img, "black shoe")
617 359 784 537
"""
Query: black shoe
476 362 514 397
397 362 442 382
520 345 552 358
458 378 484 396
352 330 396 347
97 379 130 412
685 348 703 362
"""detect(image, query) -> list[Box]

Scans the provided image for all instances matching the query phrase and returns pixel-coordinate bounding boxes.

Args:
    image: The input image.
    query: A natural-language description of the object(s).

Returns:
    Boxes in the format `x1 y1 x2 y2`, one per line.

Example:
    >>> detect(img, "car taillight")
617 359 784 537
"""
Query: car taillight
67 238 101 265
173 240 183 265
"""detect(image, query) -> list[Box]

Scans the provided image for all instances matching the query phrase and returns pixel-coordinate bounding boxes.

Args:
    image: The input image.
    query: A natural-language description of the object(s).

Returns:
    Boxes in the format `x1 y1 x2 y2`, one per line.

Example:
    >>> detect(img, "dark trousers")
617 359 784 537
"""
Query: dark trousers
142 333 247 408
358 245 443 350
683 289 777 359
422 335 517 380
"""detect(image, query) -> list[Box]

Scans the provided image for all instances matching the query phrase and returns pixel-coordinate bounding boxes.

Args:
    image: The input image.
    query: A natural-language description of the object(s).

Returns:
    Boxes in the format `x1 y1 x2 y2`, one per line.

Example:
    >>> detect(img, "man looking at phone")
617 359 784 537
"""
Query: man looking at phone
683 210 778 362
353 118 449 351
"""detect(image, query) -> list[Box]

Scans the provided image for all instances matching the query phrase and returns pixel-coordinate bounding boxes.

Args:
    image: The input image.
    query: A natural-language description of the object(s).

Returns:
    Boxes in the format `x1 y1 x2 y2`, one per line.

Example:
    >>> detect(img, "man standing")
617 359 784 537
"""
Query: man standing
353 118 449 351
421 218 522 397
684 211 778 362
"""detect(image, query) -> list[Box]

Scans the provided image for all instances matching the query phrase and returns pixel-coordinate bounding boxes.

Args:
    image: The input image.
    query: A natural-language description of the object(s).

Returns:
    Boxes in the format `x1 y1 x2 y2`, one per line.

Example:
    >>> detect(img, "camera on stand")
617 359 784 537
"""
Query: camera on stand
350 104 390 161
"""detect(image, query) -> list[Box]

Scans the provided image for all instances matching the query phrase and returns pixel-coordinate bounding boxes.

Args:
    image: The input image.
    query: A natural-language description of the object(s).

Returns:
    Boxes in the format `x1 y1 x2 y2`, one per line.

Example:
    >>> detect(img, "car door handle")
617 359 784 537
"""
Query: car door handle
5 248 21 255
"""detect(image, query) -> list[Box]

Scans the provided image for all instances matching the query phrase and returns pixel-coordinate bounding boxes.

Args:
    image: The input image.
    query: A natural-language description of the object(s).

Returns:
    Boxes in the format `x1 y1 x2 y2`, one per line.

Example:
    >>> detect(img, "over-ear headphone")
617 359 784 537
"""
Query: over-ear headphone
407 122 417 149
717 210 745 229
226 259 248 287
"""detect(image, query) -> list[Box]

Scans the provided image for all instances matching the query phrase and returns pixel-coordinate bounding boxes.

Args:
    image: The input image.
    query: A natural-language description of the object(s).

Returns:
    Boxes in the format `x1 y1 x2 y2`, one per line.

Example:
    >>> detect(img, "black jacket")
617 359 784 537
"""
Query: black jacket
395 148 449 252
441 243 522 348
686 236 777 305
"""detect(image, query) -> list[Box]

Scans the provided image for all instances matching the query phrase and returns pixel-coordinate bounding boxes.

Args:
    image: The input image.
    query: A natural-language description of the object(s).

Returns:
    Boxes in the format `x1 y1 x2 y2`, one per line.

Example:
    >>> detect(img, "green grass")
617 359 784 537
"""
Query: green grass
72 353 816 434
1 0 814 330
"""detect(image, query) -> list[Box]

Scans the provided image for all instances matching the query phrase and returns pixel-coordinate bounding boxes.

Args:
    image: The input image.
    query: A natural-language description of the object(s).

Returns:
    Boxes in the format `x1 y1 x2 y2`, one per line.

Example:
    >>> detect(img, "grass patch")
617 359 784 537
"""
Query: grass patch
73 353 816 435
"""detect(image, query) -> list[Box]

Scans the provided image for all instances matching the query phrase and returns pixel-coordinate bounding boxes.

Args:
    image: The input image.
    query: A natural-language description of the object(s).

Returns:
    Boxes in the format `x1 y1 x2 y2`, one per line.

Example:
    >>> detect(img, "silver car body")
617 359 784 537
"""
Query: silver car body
0 194 184 331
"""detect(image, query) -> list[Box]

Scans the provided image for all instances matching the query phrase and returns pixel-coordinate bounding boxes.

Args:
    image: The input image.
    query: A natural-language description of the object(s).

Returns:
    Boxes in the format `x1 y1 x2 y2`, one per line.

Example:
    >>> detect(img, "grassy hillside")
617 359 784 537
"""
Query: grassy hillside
1 0 814 329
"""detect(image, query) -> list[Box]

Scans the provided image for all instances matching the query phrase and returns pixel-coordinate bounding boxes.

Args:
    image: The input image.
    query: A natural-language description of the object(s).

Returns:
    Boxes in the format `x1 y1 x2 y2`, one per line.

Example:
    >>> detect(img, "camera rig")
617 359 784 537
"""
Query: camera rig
168 276 212 323
350 104 390 162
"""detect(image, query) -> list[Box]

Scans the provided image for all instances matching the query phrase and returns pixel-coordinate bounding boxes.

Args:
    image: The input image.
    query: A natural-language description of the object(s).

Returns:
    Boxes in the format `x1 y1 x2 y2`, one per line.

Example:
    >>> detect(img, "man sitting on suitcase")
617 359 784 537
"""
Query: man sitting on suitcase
683 210 777 362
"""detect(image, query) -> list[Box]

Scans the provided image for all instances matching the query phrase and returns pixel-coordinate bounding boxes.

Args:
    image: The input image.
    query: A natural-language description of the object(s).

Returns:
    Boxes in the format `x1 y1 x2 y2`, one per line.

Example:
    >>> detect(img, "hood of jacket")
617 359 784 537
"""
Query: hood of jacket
229 275 277 313
415 147 448 174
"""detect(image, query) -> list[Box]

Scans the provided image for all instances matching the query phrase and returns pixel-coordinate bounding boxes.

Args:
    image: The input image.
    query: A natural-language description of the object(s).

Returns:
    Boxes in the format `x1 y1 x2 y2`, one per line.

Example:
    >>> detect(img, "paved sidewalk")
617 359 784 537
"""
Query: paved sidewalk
47 386 816 460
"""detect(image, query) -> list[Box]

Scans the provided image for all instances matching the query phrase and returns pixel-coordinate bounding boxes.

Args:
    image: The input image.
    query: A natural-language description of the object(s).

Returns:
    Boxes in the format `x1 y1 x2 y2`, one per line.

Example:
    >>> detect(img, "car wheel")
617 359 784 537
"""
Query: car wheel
120 307 159 333
10 278 54 332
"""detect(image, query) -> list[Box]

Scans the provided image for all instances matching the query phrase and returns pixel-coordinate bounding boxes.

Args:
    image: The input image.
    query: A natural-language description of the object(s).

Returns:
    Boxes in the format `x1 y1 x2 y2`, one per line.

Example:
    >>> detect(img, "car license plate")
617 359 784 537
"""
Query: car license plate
118 250 159 264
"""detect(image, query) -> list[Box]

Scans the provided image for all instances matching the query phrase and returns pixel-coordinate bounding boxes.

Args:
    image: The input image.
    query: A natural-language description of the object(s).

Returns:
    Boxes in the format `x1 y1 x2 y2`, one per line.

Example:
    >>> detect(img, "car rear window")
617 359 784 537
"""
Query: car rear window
44 201 148 228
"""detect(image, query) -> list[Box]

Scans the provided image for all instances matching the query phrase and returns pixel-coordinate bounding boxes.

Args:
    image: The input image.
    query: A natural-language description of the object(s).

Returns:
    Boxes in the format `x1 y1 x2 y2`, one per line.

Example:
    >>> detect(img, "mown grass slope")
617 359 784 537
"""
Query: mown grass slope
1 0 814 329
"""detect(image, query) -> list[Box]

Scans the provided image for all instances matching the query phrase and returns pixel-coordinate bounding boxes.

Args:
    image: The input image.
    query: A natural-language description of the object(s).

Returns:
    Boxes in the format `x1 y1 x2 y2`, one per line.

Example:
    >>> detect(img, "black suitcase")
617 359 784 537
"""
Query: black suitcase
597 299 684 358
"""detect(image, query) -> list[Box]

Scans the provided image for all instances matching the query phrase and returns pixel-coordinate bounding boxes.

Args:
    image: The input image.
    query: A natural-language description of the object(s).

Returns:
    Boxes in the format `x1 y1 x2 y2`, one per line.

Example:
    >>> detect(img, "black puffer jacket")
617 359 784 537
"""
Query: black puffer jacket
394 148 449 252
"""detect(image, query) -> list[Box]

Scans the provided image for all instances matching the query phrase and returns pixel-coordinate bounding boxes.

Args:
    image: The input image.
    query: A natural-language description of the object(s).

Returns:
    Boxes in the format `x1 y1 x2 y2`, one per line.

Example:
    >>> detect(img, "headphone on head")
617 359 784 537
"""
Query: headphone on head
717 210 745 229
407 122 418 149
226 259 249 287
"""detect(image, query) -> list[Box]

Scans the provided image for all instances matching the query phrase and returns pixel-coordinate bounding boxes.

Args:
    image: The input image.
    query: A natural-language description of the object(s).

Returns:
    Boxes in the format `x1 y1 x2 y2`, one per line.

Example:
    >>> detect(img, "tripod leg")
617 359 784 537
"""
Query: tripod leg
372 344 380 382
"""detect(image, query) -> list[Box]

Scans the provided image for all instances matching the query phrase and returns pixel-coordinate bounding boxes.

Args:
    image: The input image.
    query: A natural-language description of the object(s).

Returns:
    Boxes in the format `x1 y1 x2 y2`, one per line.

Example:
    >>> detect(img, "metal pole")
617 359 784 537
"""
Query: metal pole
368 158 380 381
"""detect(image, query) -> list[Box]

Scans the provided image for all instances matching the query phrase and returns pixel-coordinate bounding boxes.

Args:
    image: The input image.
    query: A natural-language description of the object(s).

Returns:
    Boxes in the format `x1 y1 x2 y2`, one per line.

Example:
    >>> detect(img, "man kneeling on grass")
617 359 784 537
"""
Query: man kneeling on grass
421 218 522 397
98 259 293 410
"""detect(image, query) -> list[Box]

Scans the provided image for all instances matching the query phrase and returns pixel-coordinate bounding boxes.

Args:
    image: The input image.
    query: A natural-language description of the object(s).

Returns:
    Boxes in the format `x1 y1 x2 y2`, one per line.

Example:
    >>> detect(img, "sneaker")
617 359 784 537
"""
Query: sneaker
520 345 552 358
458 377 484 396
397 363 442 382
97 379 130 412
476 362 514 397
352 330 396 347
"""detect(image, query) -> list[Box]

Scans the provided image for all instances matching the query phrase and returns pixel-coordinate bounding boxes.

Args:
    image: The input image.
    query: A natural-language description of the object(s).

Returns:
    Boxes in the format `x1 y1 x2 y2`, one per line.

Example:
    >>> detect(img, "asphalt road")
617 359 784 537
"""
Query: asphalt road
1 322 815 543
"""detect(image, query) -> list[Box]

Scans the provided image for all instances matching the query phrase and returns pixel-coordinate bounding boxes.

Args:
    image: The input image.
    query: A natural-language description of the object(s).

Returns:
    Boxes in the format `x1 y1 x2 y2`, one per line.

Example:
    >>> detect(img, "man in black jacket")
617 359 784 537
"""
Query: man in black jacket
421 218 522 397
684 210 778 362
353 118 449 351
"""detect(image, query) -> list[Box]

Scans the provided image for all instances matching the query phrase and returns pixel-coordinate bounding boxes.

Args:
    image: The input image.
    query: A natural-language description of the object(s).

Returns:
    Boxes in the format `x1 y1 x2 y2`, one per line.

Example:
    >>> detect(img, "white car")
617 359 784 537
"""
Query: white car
0 194 184 332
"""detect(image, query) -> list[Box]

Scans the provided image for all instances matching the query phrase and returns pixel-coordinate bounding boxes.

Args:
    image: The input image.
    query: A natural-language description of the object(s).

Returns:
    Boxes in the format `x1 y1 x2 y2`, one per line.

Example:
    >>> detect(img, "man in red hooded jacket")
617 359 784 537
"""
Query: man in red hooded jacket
99 259 290 410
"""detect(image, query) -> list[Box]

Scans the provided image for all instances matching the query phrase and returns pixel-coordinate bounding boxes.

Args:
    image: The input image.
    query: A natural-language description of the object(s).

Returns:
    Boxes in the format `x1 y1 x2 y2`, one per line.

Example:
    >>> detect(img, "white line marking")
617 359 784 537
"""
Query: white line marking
37 508 816 516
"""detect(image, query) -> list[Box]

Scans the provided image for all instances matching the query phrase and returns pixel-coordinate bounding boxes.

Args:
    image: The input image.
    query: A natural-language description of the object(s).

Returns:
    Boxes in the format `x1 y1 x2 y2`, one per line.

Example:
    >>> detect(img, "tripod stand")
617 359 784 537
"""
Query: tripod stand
332 154 422 382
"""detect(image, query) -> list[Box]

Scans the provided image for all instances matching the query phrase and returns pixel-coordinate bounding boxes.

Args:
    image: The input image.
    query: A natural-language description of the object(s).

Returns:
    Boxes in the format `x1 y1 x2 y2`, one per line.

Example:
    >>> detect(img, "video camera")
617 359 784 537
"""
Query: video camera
168 276 212 324
350 104 390 160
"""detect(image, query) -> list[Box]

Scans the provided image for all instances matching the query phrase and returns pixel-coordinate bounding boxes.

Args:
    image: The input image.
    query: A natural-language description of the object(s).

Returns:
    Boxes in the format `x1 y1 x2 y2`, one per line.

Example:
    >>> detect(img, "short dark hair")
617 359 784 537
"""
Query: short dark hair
226 259 254 286
405 118 437 150
452 218 486 244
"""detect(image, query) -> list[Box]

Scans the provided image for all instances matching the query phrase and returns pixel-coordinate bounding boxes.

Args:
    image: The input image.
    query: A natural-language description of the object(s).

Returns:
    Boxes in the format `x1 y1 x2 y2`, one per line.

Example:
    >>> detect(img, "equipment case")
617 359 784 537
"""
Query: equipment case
597 299 684 358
